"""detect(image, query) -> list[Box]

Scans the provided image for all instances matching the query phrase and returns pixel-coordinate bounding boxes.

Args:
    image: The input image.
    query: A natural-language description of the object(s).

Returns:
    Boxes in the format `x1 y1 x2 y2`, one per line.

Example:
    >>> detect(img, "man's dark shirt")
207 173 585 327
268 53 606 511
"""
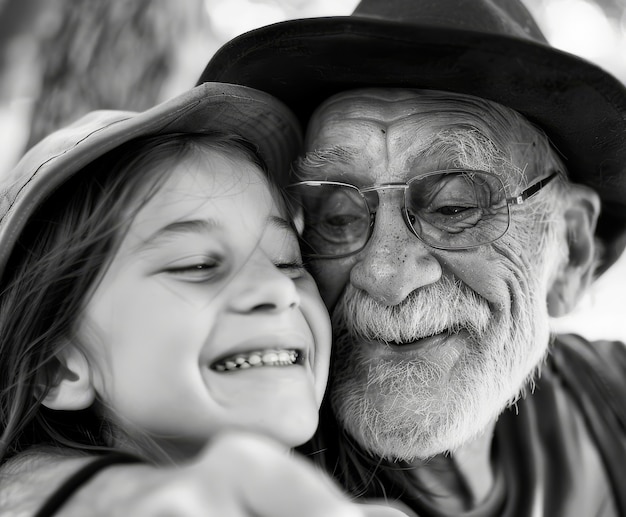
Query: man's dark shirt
309 334 626 516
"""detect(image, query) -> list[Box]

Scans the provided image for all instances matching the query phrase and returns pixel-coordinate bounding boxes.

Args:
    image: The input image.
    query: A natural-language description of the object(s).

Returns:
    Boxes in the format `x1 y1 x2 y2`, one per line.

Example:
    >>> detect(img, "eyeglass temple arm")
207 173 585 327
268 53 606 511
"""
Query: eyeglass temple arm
507 171 559 206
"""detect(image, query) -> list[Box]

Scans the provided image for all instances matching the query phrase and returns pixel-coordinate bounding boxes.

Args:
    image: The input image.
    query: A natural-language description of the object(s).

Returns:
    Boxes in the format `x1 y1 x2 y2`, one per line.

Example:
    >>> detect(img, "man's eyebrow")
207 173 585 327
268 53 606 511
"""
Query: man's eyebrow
293 146 358 181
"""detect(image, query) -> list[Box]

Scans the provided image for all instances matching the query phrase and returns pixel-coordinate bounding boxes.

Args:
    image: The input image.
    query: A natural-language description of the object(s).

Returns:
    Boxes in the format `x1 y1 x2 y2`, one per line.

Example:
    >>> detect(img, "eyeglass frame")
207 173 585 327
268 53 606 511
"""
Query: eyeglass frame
288 169 560 258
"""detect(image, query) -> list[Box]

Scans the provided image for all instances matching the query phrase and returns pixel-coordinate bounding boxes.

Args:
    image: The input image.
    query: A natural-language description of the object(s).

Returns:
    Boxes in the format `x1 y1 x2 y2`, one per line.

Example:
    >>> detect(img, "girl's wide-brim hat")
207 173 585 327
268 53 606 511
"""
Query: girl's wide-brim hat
0 82 302 279
199 0 626 275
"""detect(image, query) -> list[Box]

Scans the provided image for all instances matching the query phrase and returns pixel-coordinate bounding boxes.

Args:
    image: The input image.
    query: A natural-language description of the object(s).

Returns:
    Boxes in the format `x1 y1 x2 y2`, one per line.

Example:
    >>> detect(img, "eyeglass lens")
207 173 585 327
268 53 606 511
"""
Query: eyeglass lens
291 170 511 257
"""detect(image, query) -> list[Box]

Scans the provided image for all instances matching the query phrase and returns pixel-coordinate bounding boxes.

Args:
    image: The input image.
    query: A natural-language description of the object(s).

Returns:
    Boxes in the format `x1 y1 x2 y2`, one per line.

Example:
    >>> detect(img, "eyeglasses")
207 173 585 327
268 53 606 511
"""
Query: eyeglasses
287 169 558 258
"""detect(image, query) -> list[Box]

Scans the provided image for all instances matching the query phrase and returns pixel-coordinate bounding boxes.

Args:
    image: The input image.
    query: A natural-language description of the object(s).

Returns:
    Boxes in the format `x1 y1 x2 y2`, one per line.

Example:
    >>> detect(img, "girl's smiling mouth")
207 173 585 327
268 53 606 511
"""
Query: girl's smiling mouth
211 349 303 372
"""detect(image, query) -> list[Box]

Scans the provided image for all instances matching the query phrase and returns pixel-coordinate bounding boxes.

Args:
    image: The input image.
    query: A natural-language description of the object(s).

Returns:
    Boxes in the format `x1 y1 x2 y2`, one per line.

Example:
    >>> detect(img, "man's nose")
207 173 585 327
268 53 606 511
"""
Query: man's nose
350 194 441 306
230 260 300 314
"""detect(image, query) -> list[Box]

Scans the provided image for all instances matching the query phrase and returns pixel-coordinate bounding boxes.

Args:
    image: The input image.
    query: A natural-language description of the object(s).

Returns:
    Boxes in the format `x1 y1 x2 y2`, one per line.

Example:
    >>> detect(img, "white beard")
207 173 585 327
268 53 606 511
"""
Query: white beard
329 275 550 460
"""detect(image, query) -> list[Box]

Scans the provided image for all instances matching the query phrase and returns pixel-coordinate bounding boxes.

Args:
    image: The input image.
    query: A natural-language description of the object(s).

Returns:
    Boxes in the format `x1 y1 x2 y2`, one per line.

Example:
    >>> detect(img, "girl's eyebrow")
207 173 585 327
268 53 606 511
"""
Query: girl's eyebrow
267 215 298 236
139 219 218 248
137 216 297 251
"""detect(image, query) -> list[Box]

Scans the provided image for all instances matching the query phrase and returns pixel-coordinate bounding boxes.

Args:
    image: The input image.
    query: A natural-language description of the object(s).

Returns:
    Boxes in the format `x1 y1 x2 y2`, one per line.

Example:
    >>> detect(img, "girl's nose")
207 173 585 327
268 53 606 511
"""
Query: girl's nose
230 261 300 314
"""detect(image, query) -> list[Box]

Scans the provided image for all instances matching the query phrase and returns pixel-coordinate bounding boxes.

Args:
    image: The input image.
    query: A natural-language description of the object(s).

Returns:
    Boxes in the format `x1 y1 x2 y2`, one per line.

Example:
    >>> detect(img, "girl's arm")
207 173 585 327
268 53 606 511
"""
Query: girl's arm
0 432 410 517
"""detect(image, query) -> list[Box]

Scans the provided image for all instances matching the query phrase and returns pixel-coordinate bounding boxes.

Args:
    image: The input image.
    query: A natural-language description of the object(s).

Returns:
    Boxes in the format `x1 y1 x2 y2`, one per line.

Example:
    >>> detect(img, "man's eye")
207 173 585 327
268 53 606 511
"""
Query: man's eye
418 205 483 233
325 214 363 226
437 205 472 216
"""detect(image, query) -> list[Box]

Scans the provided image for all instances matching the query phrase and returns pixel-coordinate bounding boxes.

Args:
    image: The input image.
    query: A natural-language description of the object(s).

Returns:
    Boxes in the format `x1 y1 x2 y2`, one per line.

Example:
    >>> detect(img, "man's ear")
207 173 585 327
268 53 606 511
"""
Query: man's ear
547 184 601 317
41 345 96 411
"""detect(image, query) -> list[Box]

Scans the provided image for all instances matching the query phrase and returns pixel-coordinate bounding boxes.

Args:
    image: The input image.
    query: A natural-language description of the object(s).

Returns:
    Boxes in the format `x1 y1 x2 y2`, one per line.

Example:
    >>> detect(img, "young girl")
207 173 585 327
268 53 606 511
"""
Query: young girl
0 82 338 514
0 82 409 517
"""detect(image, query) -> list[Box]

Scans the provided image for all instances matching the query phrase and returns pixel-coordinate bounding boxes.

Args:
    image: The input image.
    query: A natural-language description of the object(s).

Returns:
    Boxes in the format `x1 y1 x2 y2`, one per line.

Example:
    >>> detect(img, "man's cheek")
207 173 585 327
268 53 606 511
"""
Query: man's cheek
308 258 353 309
437 248 516 308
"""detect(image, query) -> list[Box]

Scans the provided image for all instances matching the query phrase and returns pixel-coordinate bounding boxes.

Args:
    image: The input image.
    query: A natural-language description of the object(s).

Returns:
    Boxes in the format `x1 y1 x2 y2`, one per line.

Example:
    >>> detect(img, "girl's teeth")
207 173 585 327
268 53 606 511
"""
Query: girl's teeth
213 349 299 372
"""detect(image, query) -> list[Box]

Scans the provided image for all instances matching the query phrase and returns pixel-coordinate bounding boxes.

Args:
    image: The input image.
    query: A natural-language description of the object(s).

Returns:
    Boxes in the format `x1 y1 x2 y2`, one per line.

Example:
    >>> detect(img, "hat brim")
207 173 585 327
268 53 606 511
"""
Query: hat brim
0 82 302 278
199 17 626 274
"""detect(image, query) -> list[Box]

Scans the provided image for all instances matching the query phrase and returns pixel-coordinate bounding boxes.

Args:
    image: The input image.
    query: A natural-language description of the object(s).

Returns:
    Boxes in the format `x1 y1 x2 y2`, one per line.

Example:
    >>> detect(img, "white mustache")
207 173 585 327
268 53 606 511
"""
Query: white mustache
332 277 492 343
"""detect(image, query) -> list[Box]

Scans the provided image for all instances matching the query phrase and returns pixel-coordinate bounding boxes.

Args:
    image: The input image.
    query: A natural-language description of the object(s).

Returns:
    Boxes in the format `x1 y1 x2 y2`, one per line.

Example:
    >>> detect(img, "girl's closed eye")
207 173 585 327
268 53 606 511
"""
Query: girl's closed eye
275 260 306 279
162 256 224 283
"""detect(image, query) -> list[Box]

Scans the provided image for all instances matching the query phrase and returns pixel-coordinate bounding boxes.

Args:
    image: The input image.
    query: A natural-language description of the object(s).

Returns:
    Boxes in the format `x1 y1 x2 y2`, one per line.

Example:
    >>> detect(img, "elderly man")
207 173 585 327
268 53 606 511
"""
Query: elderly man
287 87 621 514
2 0 626 516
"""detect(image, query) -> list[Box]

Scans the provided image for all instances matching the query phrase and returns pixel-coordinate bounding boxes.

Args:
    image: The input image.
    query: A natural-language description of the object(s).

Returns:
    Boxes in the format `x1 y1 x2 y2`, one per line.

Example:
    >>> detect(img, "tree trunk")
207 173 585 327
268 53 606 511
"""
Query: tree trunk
24 0 208 149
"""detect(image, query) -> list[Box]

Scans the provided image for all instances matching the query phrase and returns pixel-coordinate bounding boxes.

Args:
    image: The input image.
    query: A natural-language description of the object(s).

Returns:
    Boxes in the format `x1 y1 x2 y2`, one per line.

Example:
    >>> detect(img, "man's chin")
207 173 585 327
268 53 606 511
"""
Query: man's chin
333 385 499 461
332 390 463 461
329 337 514 461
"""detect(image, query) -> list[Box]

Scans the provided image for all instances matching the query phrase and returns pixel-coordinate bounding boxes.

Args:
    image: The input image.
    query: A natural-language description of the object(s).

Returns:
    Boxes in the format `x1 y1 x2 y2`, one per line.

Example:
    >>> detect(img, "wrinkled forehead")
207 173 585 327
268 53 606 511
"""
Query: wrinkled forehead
308 88 435 124
307 89 425 147
303 88 546 181
307 88 526 137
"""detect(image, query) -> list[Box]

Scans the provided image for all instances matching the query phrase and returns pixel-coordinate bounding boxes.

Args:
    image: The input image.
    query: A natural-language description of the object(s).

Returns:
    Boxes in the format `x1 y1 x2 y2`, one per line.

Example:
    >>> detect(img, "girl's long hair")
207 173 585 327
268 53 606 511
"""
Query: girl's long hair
0 131 268 465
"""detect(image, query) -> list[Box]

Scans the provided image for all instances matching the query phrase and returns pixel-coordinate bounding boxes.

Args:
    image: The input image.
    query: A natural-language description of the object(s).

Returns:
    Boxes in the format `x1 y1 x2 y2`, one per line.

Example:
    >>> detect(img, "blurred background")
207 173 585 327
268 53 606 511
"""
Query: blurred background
0 0 624 342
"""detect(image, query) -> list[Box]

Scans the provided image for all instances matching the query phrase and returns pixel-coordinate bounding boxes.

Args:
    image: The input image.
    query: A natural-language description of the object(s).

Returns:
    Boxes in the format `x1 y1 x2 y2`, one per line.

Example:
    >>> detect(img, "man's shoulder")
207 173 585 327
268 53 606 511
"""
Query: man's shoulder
550 333 626 401
553 332 626 359
547 333 626 515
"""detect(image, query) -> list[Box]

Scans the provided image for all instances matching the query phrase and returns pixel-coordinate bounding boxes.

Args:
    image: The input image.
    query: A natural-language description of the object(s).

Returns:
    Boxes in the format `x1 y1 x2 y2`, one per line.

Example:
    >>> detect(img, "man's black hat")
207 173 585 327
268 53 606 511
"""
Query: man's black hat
199 0 626 275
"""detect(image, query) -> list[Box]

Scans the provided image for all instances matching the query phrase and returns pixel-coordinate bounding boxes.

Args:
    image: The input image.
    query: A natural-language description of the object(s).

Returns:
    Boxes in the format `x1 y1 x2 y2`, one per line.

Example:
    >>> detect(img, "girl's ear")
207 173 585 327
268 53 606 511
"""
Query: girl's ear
42 345 95 411
547 184 601 317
